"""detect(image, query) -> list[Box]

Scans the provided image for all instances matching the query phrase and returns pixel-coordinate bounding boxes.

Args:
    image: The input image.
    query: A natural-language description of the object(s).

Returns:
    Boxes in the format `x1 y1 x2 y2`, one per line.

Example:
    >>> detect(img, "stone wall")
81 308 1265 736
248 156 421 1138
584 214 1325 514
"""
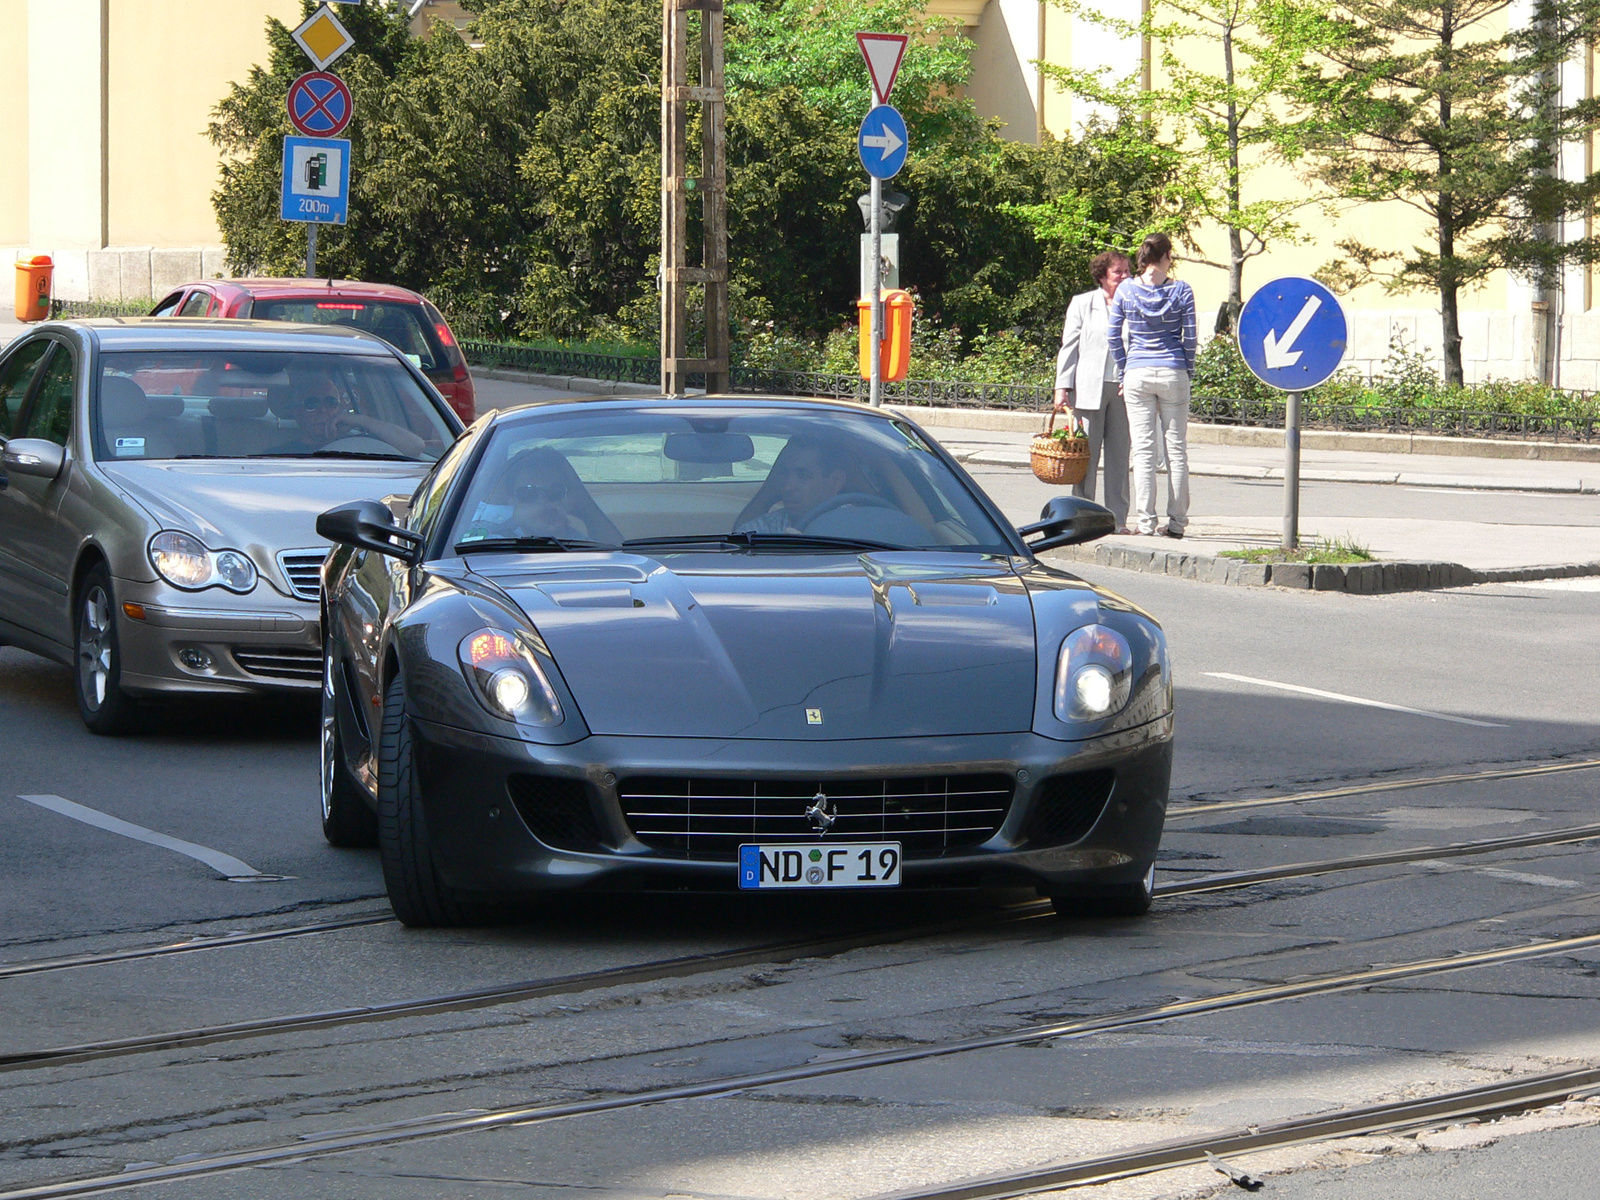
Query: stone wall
4 246 229 304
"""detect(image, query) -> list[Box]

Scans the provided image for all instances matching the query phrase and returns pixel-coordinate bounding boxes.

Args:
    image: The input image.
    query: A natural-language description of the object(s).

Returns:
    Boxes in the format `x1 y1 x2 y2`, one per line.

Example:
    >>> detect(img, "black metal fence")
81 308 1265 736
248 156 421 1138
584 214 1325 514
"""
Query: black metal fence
465 341 1600 441
462 340 660 386
50 298 156 319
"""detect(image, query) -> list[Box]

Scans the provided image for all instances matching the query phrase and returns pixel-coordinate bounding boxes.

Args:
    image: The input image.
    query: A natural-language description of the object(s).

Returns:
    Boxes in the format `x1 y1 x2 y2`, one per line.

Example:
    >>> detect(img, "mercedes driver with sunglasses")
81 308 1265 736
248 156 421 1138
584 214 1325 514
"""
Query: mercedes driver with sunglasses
269 365 428 459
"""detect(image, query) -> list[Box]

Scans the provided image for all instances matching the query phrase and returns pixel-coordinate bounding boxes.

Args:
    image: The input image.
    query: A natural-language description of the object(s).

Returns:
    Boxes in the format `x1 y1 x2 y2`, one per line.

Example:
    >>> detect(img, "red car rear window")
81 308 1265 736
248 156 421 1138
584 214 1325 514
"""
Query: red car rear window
251 299 452 375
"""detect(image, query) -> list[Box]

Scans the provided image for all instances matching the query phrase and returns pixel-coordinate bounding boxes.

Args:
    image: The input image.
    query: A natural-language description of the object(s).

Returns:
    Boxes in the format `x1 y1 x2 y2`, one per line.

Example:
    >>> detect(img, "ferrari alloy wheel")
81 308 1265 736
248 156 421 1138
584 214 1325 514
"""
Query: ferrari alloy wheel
376 671 492 927
74 564 138 736
321 643 378 848
1050 860 1156 919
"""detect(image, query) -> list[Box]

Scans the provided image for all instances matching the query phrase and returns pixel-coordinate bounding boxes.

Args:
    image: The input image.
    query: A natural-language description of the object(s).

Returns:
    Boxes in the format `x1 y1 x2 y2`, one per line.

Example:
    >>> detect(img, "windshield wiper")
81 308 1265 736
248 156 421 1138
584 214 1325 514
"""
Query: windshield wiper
622 532 902 553
622 534 744 550
741 532 903 551
308 449 415 461
454 536 610 554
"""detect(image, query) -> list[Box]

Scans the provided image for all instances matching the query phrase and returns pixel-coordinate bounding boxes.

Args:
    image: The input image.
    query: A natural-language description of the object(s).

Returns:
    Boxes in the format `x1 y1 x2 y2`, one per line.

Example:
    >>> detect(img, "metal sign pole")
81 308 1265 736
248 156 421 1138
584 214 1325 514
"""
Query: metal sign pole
869 172 883 407
1283 389 1301 550
306 223 318 279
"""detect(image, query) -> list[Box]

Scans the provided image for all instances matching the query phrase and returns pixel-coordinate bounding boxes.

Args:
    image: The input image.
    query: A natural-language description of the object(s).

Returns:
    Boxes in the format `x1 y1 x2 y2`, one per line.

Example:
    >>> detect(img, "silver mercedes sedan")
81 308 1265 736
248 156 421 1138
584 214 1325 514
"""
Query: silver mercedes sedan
0 319 464 733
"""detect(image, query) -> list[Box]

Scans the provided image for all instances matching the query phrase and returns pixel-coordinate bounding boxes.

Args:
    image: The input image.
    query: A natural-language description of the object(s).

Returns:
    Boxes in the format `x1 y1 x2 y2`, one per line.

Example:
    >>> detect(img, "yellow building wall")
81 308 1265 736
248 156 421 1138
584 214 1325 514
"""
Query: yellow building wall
0 0 27 245
1026 0 1515 324
106 0 302 247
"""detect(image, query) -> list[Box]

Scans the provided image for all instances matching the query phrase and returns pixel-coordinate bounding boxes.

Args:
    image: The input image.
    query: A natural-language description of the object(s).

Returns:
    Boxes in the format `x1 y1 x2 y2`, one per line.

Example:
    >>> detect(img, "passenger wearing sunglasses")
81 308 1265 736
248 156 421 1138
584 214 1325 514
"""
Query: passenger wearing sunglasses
460 447 592 542
268 374 426 458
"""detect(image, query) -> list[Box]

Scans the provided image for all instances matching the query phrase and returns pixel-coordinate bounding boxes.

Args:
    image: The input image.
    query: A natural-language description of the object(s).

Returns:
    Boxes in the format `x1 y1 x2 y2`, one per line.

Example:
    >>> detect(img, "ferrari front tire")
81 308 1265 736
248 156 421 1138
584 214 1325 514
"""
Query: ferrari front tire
376 671 491 927
321 644 377 848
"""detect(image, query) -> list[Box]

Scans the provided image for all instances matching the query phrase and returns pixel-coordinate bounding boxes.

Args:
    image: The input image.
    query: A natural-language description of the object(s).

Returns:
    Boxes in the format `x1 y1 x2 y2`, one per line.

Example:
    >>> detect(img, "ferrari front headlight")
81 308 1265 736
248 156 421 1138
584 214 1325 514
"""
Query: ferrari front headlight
458 628 563 726
1054 624 1132 721
149 531 258 594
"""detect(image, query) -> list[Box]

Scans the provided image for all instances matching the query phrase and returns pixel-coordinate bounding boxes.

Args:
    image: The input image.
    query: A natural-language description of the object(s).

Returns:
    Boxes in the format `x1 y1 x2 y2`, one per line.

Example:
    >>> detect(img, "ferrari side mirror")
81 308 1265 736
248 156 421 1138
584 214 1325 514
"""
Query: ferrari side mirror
318 499 425 564
1019 495 1116 552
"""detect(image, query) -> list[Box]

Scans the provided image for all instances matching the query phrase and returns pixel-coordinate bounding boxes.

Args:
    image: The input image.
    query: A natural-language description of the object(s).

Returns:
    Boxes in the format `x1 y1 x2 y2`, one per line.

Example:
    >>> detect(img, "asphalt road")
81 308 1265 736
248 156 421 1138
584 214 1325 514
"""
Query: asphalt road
3 384 1600 1197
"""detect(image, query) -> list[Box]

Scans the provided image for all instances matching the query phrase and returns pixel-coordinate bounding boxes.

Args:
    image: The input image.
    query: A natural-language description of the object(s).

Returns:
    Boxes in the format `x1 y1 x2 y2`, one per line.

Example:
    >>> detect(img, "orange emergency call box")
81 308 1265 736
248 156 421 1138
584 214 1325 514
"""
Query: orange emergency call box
14 255 52 323
857 289 913 382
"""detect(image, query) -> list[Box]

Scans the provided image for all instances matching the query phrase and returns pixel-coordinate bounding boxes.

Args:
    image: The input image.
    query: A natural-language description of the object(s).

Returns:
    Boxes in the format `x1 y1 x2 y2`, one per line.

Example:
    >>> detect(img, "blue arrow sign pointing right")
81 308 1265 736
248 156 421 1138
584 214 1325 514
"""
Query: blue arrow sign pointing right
858 104 908 180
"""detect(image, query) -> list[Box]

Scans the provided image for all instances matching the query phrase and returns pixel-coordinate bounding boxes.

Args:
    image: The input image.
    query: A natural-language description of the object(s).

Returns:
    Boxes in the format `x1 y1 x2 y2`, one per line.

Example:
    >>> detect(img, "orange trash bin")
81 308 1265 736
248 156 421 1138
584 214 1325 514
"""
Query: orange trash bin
856 289 913 383
14 255 53 322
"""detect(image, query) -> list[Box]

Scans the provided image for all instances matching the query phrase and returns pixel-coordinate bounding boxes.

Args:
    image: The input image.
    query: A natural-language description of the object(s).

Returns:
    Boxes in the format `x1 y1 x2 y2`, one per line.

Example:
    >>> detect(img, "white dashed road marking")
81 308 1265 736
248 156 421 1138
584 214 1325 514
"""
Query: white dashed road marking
16 794 283 881
1203 673 1507 728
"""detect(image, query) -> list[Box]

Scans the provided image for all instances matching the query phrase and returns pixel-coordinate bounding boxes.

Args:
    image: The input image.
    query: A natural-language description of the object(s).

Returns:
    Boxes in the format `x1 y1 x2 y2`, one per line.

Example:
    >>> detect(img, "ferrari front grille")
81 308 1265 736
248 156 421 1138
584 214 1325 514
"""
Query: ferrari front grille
1023 768 1115 847
276 549 327 602
231 645 321 682
618 773 1013 862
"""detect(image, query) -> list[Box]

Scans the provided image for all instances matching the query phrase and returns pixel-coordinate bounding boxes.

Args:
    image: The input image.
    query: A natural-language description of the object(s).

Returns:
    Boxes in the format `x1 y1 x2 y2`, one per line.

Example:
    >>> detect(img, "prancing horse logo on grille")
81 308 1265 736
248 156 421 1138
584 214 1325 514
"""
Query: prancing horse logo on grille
805 790 836 833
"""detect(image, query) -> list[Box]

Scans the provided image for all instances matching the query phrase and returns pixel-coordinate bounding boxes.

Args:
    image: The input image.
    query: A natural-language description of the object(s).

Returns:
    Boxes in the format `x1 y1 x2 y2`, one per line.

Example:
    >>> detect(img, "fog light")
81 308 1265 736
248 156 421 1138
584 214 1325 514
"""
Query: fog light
178 648 214 672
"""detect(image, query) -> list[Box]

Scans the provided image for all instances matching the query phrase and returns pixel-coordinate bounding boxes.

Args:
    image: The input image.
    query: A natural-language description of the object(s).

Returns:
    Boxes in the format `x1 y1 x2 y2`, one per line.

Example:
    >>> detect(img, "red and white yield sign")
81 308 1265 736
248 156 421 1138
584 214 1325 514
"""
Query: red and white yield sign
856 32 909 105
287 71 353 137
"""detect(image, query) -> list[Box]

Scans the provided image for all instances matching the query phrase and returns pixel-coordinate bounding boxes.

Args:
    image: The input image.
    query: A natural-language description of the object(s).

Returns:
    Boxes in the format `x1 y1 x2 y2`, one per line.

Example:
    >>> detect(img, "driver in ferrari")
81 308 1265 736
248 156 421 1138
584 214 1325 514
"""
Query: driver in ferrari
736 437 851 534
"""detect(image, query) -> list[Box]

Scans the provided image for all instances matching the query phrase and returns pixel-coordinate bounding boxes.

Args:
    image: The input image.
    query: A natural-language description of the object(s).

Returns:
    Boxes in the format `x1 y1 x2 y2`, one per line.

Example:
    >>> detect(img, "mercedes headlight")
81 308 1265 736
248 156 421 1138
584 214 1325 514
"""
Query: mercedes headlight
1054 624 1133 721
148 531 258 594
458 628 563 726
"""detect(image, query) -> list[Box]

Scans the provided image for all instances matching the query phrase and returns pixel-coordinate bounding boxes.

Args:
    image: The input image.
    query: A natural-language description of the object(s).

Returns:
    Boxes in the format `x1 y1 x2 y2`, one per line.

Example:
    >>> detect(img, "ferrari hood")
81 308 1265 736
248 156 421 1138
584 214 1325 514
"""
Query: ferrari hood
488 552 1067 739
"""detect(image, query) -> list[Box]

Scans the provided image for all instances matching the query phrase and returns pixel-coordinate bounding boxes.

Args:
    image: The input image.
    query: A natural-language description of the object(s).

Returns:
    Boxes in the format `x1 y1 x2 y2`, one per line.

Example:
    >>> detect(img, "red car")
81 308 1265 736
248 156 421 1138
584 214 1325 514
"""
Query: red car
150 279 476 422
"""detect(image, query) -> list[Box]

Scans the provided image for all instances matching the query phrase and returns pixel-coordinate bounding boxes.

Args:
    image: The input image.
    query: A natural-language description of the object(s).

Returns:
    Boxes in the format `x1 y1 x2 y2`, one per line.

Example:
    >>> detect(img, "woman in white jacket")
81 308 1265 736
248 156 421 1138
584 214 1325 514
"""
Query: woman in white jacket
1052 250 1132 533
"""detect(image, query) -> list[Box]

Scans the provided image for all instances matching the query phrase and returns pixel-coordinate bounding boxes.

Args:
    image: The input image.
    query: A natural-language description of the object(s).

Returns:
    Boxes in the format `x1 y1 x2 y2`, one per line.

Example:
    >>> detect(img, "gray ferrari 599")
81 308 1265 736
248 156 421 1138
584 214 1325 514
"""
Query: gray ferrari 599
317 397 1173 926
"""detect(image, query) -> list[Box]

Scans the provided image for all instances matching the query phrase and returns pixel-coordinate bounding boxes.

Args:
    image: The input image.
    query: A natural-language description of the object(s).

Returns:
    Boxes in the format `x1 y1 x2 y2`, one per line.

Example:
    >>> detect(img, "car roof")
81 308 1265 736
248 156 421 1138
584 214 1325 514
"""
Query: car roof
44 317 403 355
481 394 902 426
186 278 428 304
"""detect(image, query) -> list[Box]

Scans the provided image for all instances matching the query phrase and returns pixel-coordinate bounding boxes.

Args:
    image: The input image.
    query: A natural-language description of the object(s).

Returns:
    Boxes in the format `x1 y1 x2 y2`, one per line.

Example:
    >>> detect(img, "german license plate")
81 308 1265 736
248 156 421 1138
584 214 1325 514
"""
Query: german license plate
738 842 901 889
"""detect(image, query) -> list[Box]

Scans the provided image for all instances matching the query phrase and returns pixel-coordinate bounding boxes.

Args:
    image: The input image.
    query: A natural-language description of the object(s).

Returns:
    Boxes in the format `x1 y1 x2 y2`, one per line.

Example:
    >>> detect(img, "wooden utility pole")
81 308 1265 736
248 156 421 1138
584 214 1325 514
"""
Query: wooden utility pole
661 0 729 395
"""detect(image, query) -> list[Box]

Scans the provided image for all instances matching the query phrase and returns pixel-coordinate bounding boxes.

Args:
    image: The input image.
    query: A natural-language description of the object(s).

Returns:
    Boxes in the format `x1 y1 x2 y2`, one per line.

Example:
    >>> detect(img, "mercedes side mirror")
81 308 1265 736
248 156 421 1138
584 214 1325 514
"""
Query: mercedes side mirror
1019 496 1116 552
317 499 425 564
1 438 65 481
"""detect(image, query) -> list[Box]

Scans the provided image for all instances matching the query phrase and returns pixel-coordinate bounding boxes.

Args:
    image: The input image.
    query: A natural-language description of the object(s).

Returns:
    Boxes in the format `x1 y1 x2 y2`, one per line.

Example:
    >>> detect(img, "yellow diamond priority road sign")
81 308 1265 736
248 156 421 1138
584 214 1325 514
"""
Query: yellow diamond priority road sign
291 4 355 71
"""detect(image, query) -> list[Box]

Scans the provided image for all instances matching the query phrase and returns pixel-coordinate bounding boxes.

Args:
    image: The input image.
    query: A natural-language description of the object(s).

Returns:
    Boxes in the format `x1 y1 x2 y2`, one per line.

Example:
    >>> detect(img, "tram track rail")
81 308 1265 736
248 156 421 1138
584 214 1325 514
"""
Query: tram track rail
4 819 1597 1074
5 926 1600 1199
1168 756 1600 822
0 913 394 982
872 1064 1600 1200
4 756 1591 983
5 754 1596 988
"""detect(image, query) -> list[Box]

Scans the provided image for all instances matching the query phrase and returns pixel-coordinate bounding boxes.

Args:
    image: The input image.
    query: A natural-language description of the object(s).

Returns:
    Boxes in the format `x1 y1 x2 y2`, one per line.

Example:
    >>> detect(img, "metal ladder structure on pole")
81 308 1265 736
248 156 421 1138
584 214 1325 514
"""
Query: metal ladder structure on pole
661 0 729 396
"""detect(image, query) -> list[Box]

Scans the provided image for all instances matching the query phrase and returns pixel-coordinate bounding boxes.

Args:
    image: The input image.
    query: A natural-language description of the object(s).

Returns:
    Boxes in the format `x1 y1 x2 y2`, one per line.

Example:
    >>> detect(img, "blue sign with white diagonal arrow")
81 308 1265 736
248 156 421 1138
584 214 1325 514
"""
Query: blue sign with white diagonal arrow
1237 276 1348 391
858 104 908 180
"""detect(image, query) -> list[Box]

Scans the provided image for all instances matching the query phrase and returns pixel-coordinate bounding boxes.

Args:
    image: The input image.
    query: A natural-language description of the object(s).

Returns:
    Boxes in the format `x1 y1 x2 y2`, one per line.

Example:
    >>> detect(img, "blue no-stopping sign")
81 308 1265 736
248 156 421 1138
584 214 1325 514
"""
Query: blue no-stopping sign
280 136 350 225
858 105 908 180
1238 276 1348 391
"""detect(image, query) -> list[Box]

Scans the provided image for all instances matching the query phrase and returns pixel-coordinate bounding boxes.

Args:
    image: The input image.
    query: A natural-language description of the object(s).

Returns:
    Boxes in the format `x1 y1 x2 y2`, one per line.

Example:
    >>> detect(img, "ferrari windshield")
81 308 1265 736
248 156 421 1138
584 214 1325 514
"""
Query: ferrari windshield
94 350 456 463
448 407 1014 553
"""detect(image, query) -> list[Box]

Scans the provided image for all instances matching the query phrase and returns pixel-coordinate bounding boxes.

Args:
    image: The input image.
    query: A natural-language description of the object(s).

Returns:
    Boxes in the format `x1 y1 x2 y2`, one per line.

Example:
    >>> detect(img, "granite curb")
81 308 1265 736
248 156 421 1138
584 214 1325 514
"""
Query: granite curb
1045 542 1600 594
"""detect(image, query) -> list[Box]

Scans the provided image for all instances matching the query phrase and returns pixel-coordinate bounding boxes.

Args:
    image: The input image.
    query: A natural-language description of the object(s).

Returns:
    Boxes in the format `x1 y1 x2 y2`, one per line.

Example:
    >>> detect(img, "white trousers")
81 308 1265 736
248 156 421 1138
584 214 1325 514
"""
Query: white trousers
1070 380 1131 529
1124 367 1190 534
